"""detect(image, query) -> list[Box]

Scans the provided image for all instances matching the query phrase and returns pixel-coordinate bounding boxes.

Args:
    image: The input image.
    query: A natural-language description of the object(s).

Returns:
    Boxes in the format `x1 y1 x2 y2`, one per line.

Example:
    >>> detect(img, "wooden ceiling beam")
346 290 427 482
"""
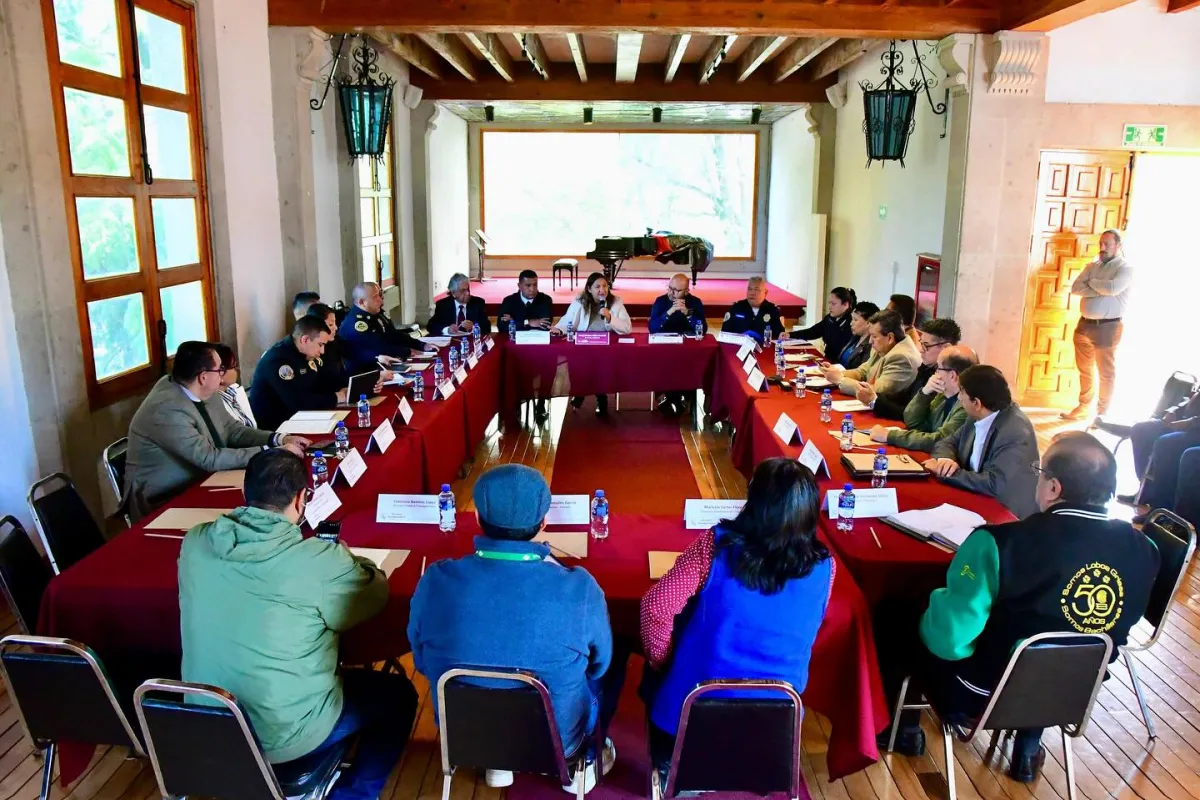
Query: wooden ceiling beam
664 33 690 83
415 32 476 80
773 37 836 82
1168 0 1200 11
1007 0 1136 30
736 36 788 82
565 33 588 82
368 30 441 79
699 34 738 84
615 33 643 83
269 0 1002 38
463 32 515 82
804 38 872 80
518 33 551 79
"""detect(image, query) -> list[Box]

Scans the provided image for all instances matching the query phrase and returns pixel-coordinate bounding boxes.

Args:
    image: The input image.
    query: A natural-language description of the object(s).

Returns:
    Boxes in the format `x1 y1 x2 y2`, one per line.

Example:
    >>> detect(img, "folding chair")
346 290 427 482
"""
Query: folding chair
1123 509 1196 738
134 678 352 800
100 438 130 526
888 632 1112 800
651 679 805 800
437 667 601 800
1092 371 1197 456
0 518 53 634
27 473 106 574
0 636 146 800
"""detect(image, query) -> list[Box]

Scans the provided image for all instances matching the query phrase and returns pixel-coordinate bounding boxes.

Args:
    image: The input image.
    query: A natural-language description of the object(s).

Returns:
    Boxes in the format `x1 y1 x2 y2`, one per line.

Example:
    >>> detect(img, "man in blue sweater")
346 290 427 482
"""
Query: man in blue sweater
408 465 619 792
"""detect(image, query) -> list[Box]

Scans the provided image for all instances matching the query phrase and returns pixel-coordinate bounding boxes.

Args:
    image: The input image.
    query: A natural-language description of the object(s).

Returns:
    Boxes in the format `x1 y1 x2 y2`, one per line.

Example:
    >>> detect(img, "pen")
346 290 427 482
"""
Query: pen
420 556 427 576
870 527 882 549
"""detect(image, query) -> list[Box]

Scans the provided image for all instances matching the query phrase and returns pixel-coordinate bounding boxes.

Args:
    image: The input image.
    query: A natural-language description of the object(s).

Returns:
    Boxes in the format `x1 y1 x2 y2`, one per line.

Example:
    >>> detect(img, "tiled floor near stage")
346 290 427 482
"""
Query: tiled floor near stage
1 401 1192 800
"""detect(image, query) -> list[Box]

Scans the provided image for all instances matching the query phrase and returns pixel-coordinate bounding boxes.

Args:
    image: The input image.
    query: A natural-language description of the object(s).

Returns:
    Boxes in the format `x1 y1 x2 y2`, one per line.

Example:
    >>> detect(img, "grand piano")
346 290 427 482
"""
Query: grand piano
585 230 714 286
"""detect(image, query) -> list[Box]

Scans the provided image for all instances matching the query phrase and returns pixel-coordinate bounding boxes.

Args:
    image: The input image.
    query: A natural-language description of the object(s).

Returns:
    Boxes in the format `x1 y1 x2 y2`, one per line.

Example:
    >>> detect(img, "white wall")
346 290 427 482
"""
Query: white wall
427 108 469 300
0 220 41 530
1047 0 1200 106
828 43 952 308
766 108 823 307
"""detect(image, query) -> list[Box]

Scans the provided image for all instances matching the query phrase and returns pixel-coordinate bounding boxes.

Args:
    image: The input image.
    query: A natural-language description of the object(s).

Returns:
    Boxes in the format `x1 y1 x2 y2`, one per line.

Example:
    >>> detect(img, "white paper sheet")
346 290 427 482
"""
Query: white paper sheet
419 337 451 348
349 548 411 576
145 507 232 530
883 504 987 549
277 419 337 435
831 399 871 413
648 334 683 344
747 367 766 392
366 419 396 454
395 397 414 425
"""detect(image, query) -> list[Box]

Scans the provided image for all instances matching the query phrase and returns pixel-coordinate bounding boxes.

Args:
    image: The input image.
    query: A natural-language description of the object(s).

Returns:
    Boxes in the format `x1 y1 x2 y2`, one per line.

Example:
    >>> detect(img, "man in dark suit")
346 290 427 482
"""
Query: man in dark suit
720 276 784 343
427 273 492 336
926 365 1040 519
650 273 707 416
338 282 433 372
498 270 553 332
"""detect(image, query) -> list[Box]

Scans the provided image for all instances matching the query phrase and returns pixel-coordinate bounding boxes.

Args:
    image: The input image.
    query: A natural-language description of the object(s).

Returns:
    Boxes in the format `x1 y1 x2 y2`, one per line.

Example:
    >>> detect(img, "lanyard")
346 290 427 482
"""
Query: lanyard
475 550 543 562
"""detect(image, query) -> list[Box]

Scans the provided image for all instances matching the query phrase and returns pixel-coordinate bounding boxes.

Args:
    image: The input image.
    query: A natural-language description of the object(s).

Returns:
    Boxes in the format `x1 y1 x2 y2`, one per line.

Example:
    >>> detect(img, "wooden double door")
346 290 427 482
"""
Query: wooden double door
1016 150 1132 409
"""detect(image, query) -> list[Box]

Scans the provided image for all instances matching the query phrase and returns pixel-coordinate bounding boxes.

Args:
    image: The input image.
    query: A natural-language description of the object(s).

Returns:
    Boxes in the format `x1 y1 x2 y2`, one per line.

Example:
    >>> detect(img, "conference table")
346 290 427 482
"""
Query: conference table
37 332 1016 783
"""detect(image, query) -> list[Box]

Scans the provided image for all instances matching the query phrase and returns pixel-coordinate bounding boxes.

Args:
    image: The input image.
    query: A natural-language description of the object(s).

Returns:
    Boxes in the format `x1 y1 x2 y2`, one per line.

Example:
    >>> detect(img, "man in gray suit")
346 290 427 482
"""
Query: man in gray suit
926 365 1040 519
822 309 921 398
124 341 310 520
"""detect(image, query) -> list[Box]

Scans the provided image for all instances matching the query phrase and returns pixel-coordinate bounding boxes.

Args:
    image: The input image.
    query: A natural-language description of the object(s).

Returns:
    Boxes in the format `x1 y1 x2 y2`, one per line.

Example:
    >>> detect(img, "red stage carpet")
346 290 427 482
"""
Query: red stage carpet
470 277 806 320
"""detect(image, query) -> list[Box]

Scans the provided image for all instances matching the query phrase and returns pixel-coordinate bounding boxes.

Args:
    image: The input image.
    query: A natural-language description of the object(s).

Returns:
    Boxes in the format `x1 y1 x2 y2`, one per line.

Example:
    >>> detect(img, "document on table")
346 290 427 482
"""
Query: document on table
882 504 987 551
290 410 350 421
824 488 899 519
545 495 589 525
278 418 337 435
831 399 871 413
349 548 411 577
826 429 898 448
376 494 440 524
145 507 232 530
533 531 589 559
803 377 833 388
401 362 433 371
202 470 244 488
684 499 745 529
649 551 681 579
784 354 815 364
419 337 451 348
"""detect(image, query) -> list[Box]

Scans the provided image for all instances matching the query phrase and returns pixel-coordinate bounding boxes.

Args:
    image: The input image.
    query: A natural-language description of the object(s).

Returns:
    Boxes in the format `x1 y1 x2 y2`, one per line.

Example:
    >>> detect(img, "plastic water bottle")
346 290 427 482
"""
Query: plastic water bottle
438 484 456 532
460 336 470 362
472 325 482 353
819 389 833 423
837 485 855 531
413 373 425 402
774 337 785 371
693 319 704 338
448 345 460 372
794 370 807 398
873 448 889 488
311 452 329 488
356 395 371 428
433 359 445 388
508 318 517 337
333 421 350 458
590 490 609 540
566 320 576 343
840 414 855 452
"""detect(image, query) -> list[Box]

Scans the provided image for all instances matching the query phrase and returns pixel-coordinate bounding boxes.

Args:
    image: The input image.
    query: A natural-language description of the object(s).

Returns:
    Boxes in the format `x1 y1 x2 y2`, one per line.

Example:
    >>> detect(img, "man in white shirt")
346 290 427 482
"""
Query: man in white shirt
1062 229 1132 420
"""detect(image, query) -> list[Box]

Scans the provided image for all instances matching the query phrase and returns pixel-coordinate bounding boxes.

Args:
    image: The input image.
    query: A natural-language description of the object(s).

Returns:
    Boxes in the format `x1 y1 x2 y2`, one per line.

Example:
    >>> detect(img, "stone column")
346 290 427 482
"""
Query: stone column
935 33 976 322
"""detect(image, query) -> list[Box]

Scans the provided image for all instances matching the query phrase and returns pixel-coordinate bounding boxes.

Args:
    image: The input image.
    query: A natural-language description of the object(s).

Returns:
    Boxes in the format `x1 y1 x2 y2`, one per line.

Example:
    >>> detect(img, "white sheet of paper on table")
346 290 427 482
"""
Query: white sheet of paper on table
290 411 347 421
419 337 451 348
883 504 987 549
684 499 746 529
486 337 496 351
304 483 342 528
649 551 681 579
828 430 882 448
333 448 368 487
533 531 589 559
803 377 833 388
376 494 440 524
145 507 232 530
202 470 244 488
824 488 900 519
831 399 871 413
781 340 811 348
545 495 590 525
349 548 411 577
277 419 337 435
515 330 551 345
401 362 431 372
798 439 830 477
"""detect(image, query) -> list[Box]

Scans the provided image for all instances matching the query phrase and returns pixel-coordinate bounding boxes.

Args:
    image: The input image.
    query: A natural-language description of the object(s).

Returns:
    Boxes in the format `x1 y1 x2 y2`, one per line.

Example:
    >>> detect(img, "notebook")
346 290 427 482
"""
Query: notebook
839 453 929 479
881 504 988 550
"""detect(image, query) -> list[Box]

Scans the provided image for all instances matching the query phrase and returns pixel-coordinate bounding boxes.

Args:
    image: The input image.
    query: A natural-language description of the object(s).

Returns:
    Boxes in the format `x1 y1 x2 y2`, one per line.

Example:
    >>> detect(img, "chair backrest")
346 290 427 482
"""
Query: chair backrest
973 632 1112 737
1140 509 1197 635
27 473 106 574
665 680 803 799
1153 372 1198 419
134 679 284 800
101 438 128 510
0 518 53 634
0 636 143 753
437 667 573 785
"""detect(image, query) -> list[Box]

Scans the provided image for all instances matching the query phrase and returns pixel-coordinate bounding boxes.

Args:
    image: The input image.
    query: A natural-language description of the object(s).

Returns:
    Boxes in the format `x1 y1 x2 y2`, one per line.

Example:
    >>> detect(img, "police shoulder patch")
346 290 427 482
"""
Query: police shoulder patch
354 320 369 332
278 365 294 381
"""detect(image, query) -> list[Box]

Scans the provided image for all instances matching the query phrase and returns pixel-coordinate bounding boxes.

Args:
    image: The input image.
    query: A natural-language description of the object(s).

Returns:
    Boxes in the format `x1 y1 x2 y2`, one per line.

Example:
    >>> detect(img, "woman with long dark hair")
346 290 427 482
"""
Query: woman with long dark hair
639 458 834 755
552 273 632 415
836 300 879 369
794 287 856 358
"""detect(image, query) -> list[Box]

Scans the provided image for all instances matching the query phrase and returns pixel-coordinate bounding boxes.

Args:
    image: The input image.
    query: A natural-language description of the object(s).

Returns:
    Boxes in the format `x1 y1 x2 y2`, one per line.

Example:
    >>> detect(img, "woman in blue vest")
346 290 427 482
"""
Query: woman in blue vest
639 458 835 764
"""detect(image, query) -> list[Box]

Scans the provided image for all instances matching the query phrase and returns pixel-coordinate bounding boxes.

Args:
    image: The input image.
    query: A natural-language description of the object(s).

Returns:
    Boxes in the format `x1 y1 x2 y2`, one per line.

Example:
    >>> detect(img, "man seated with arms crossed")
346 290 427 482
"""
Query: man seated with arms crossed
427 272 492 336
858 318 961 419
292 290 321 321
925 365 1040 519
721 276 784 344
869 345 976 453
251 316 388 432
408 465 621 792
498 269 554 332
339 282 435 373
180 449 418 800
649 273 707 416
124 341 308 521
822 309 921 399
876 432 1158 783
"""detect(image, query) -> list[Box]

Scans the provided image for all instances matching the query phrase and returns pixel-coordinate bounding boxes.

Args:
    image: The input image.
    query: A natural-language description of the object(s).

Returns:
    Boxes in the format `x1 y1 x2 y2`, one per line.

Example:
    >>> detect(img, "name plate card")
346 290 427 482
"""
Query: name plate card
736 341 755 362
376 494 440 524
717 331 751 348
772 413 801 445
824 488 900 519
575 331 610 346
437 381 456 400
332 448 367 488
515 330 551 345
618 337 635 344
467 354 480 369
684 499 746 530
454 366 469 385
798 439 830 477
365 419 395 454
304 483 342 528
485 337 496 351
747 367 766 392
742 355 757 375
545 495 590 525
394 396 414 425
648 334 683 344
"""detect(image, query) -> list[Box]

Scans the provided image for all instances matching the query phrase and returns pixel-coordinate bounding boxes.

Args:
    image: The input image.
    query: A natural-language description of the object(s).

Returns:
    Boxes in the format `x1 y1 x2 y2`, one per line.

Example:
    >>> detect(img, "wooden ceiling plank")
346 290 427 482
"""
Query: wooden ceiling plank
804 38 872 81
664 33 691 83
736 36 788 83
369 29 441 79
1168 0 1200 11
699 34 737 84
615 32 643 83
772 37 837 82
1008 0 1137 30
463 32 515 82
415 32 477 81
565 33 588 82
518 33 551 79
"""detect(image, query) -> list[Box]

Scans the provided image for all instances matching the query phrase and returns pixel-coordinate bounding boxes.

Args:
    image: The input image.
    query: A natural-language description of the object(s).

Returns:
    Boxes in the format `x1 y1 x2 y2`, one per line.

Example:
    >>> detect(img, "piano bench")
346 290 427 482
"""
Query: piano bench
552 258 579 289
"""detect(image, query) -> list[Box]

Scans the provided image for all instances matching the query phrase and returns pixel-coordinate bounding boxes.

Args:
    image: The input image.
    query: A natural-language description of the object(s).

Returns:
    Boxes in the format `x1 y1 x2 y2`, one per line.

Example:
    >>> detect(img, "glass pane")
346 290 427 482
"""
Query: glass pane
380 244 394 284
378 149 392 190
64 89 130 177
135 8 187 94
362 245 377 284
151 198 199 269
360 199 375 237
358 158 372 191
87 293 149 380
160 281 206 356
144 105 192 180
377 198 392 235
53 0 121 77
75 197 138 280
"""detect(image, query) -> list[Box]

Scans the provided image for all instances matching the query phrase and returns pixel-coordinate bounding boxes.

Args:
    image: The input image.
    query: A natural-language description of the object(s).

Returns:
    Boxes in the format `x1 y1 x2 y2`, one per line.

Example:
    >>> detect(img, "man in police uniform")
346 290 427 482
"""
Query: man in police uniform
875 432 1158 782
339 282 434 373
720 276 784 343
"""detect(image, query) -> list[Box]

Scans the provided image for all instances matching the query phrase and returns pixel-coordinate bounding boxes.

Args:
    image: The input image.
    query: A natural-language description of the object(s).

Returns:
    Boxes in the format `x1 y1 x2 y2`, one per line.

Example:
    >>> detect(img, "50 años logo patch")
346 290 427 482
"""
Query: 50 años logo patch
1060 562 1125 633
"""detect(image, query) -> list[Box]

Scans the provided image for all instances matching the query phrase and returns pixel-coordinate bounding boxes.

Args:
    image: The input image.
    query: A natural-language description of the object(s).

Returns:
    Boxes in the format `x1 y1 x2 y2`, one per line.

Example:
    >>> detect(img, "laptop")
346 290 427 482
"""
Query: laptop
839 452 929 479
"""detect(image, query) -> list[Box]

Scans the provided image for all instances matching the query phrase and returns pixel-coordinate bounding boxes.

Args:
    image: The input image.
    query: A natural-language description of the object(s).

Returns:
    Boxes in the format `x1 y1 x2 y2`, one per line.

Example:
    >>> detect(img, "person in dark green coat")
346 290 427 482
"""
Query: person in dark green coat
868 345 976 452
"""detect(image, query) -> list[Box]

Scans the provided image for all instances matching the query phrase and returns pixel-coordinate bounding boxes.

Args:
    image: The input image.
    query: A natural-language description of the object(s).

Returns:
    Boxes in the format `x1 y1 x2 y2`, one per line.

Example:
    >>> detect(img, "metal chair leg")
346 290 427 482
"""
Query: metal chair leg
886 677 910 753
576 756 588 800
985 730 1001 759
942 723 957 800
1063 731 1078 800
1125 649 1156 739
440 773 452 800
39 743 56 800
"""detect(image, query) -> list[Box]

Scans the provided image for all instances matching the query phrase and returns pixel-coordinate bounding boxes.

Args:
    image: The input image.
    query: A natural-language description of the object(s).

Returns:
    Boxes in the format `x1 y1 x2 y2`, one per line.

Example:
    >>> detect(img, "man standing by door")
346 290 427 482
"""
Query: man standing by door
1062 229 1132 421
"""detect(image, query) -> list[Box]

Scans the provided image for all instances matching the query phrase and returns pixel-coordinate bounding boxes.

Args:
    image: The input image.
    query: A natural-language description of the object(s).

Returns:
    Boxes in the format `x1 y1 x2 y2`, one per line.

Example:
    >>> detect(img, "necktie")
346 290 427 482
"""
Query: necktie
456 305 466 326
194 401 224 448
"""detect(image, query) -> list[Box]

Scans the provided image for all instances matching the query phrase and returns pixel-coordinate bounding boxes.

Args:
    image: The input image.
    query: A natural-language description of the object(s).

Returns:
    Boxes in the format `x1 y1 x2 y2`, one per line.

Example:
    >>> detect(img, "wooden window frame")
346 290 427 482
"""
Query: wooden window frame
360 127 397 289
42 0 217 409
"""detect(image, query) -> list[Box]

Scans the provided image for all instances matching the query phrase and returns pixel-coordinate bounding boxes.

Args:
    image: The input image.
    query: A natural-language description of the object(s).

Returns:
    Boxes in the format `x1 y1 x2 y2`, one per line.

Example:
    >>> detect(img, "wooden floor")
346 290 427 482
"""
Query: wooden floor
3 399 1194 800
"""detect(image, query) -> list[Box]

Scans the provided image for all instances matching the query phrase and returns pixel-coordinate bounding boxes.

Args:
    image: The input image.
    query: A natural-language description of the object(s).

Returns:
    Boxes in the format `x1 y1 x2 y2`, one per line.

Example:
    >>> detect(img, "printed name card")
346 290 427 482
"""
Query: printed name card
485 337 496 351
742 355 757 375
798 439 830 477
716 331 751 348
773 413 801 445
366 419 395 454
304 483 342 528
618 337 636 344
467 354 480 369
736 341 755 362
648 334 683 344
575 331 610 346
515 330 551 345
545 495 590 525
395 396 414 425
747 367 766 392
376 494 440 524
437 381 456 400
333 448 367 488
454 366 469 385
684 499 746 530
824 488 900 519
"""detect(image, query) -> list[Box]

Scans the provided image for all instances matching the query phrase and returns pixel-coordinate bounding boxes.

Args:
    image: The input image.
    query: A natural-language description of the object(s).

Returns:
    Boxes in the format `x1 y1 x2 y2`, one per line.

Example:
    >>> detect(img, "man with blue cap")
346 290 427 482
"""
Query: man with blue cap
407 465 619 793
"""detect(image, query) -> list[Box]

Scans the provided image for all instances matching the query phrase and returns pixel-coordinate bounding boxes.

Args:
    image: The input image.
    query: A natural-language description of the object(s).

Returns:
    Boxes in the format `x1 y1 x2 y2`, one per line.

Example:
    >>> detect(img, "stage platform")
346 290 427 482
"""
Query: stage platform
470 277 806 320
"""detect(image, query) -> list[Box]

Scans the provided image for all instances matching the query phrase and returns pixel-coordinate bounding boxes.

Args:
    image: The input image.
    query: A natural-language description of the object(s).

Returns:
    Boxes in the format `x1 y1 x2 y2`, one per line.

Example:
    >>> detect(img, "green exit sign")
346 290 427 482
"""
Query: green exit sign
1123 123 1167 148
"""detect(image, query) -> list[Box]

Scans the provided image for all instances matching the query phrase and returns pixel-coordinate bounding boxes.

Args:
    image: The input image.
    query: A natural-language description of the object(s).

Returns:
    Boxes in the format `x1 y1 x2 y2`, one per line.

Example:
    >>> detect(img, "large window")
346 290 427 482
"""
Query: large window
43 0 214 407
360 136 396 288
481 130 759 259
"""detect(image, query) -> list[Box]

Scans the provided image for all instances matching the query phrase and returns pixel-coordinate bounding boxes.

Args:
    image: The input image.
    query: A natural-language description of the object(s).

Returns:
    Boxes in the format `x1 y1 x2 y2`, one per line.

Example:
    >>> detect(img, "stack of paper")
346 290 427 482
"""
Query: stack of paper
882 504 987 550
418 336 451 348
781 339 811 349
277 410 349 435
831 399 871 413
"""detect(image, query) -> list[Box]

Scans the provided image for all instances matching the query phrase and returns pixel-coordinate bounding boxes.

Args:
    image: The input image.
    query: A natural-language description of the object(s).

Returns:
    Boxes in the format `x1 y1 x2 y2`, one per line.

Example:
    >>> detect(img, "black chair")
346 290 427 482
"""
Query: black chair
134 678 352 800
1092 371 1197 456
552 259 579 290
651 679 805 800
0 636 146 800
437 667 600 800
0 517 52 634
27 473 106 574
101 438 129 526
887 632 1112 800
1122 509 1196 739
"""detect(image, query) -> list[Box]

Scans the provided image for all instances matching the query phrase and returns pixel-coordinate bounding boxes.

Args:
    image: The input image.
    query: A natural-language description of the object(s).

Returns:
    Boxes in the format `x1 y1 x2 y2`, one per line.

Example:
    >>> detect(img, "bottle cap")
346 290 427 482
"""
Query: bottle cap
441 484 451 492
595 489 605 498
360 394 367 400
314 451 324 458
336 421 345 427
844 413 852 419
843 483 853 491
823 388 831 394
878 448 887 454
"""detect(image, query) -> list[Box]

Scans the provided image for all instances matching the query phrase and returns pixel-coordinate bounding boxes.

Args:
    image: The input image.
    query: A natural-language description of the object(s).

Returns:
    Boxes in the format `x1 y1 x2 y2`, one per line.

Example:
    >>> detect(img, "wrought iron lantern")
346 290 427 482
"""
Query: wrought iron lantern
860 40 946 168
311 35 395 162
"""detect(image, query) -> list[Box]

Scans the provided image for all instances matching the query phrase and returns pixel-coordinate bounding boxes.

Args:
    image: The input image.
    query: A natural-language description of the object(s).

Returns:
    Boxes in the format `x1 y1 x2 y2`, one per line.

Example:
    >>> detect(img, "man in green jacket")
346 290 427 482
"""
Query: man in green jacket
869 345 976 452
179 449 416 800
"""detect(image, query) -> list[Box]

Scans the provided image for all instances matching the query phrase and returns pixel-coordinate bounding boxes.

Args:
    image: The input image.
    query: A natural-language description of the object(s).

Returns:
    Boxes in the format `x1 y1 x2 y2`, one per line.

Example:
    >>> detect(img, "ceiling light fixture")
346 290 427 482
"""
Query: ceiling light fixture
860 40 947 167
583 106 594 125
485 104 495 122
652 107 663 123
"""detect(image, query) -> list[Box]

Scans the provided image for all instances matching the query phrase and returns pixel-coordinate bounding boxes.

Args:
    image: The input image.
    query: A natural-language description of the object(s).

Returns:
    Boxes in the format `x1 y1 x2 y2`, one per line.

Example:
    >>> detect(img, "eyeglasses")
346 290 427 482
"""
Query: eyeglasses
1029 461 1049 477
935 366 956 373
201 367 228 378
919 339 948 351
